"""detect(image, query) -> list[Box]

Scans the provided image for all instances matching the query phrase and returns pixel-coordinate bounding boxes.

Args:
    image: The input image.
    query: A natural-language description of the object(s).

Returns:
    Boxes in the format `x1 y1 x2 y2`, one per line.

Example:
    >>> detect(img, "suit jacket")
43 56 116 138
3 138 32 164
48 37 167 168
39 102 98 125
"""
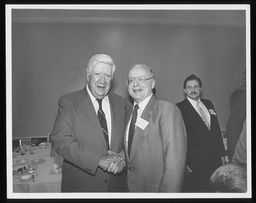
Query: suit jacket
51 87 128 192
125 95 187 192
232 119 246 164
176 98 226 173
226 91 246 159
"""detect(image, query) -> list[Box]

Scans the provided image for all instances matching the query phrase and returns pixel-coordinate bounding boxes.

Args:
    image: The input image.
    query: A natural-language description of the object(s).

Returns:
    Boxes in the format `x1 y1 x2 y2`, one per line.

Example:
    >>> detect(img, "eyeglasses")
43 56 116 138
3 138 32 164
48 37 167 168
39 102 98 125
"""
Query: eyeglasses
126 76 153 85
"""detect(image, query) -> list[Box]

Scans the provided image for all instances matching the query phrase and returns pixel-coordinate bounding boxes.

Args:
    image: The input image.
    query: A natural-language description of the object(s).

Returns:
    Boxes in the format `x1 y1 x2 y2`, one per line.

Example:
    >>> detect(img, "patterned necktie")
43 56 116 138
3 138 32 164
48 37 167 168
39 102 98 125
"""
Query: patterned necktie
128 104 139 156
96 99 109 150
196 101 210 130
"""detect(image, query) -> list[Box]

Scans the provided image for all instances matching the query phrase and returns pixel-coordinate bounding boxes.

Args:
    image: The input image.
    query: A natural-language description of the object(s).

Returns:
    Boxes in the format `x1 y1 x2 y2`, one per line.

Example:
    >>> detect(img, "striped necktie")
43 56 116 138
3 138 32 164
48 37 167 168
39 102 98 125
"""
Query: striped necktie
128 104 139 156
196 101 210 130
96 99 109 150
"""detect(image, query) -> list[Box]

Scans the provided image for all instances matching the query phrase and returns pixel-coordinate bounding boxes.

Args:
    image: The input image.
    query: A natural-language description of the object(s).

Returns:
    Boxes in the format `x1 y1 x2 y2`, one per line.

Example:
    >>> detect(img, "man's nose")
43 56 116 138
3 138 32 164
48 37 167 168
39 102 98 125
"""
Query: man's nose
99 75 106 83
133 79 139 86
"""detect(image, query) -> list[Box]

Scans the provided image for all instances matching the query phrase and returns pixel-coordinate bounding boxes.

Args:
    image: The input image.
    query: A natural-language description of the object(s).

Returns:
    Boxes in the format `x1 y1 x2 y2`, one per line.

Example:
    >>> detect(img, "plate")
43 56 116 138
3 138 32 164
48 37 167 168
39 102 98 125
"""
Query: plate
50 168 62 175
19 174 32 181
31 158 46 164
16 159 29 165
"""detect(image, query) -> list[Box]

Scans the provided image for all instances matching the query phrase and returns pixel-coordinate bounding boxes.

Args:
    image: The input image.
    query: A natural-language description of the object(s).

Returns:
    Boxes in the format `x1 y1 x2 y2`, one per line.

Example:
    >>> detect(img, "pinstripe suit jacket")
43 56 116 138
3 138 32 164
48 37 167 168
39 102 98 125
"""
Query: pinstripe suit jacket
51 87 128 192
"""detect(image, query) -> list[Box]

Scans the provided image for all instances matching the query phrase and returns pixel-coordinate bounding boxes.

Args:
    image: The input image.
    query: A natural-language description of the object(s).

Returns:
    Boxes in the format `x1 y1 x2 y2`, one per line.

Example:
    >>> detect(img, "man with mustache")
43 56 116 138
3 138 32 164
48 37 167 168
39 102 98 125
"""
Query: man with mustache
51 54 127 192
176 74 228 192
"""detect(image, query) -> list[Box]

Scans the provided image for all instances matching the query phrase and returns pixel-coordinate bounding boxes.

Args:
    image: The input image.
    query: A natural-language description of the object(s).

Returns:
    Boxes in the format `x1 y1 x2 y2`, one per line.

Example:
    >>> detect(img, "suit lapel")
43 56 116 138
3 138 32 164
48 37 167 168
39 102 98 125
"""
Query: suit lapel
108 93 121 151
185 98 210 131
129 95 157 161
200 99 212 130
184 98 200 118
81 88 109 149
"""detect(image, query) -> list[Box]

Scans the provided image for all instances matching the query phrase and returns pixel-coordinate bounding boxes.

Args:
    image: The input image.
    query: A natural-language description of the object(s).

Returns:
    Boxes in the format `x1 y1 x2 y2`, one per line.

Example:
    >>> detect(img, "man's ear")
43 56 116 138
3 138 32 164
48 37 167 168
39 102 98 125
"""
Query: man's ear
86 70 90 82
151 79 156 89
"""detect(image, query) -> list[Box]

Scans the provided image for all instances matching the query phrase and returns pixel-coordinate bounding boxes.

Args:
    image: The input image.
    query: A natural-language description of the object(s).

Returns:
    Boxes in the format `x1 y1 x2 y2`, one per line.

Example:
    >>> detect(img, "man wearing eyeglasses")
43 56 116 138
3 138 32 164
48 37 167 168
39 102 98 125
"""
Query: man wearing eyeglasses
51 54 128 192
176 74 228 192
124 64 187 192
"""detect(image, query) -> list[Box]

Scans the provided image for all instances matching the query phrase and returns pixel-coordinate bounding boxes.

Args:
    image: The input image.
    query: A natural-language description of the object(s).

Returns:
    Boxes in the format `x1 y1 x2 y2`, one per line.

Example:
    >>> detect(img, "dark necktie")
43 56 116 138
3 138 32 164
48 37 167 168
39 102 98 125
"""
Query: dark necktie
96 99 109 150
128 104 139 156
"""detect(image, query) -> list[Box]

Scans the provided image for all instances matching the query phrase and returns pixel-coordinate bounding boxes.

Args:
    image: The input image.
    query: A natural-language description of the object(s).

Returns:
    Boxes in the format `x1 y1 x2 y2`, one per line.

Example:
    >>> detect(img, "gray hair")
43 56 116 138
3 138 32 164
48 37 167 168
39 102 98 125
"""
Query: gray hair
210 162 247 192
86 54 116 76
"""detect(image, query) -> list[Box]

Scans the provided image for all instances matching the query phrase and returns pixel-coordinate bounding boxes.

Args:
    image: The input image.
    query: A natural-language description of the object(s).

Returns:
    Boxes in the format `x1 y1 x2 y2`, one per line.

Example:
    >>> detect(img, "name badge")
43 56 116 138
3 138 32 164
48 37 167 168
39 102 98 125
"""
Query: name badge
209 109 216 116
135 117 149 130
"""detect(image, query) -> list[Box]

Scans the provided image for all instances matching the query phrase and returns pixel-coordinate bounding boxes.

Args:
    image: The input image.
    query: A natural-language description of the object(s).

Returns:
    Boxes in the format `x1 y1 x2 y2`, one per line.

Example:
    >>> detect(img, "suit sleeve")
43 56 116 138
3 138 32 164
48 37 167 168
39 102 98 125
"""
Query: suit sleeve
159 104 187 192
232 119 247 163
51 96 101 175
209 100 227 157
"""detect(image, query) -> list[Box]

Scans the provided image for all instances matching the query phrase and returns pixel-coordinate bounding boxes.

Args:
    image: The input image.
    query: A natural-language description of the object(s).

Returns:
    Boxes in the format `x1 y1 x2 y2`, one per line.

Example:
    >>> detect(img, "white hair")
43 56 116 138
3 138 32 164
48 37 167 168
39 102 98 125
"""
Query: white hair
86 54 116 76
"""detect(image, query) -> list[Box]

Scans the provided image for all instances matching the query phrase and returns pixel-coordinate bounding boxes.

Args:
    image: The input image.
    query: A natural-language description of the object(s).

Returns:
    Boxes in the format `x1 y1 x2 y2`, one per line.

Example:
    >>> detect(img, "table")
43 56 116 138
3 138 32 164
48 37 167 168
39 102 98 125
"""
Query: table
13 143 62 193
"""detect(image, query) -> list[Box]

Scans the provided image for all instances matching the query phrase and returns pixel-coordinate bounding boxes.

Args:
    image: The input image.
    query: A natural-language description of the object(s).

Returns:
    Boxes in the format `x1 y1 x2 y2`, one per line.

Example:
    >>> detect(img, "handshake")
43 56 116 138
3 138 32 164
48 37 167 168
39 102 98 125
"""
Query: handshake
99 151 126 174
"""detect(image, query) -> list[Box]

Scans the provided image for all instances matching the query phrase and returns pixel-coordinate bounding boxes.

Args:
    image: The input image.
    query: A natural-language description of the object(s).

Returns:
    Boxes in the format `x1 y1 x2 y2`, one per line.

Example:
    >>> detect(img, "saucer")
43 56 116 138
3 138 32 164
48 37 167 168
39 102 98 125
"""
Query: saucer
39 145 47 149
50 169 62 175
16 159 29 165
31 158 46 164
19 174 32 181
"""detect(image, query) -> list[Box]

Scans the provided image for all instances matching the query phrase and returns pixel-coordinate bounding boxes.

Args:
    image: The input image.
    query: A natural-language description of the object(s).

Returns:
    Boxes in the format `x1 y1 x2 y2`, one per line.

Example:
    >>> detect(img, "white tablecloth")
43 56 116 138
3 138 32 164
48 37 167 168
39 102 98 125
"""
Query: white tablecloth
13 143 62 193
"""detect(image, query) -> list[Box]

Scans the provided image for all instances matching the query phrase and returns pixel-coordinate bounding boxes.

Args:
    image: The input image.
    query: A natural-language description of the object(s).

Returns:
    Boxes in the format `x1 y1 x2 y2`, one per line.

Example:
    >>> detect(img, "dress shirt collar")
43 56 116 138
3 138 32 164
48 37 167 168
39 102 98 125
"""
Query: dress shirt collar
187 96 211 125
187 96 201 108
86 84 109 104
133 93 153 113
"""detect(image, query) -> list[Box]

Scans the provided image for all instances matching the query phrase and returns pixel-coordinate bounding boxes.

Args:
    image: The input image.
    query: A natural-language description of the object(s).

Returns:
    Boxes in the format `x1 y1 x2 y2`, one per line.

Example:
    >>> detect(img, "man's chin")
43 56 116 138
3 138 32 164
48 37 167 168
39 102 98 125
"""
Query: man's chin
95 92 107 99
188 96 199 100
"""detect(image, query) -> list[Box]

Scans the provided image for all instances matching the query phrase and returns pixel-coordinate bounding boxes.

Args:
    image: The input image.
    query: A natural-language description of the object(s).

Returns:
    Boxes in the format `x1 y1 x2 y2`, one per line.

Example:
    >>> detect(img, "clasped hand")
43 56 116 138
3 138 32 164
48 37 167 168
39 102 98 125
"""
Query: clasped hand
99 151 125 174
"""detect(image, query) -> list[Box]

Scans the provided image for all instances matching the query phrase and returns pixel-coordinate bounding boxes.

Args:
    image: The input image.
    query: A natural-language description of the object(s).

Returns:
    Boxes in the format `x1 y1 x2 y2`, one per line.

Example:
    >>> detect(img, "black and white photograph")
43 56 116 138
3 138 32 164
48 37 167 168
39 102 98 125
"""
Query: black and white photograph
6 4 251 199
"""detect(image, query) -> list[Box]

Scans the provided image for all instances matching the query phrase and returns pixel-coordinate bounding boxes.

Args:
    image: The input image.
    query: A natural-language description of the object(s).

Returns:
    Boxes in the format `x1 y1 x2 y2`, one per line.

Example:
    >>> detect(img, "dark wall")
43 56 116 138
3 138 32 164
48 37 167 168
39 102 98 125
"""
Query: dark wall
12 22 246 138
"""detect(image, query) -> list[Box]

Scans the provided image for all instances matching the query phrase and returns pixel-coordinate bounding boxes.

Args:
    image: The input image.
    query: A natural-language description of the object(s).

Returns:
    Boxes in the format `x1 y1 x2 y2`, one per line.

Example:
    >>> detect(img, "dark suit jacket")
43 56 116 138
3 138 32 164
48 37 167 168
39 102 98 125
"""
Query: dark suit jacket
226 91 246 159
176 98 226 173
125 95 187 192
51 87 128 192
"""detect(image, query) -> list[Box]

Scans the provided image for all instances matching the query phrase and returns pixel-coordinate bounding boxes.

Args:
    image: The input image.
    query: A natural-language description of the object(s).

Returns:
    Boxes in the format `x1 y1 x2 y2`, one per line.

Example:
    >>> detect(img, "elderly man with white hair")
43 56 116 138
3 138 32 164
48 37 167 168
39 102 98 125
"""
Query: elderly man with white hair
51 54 128 192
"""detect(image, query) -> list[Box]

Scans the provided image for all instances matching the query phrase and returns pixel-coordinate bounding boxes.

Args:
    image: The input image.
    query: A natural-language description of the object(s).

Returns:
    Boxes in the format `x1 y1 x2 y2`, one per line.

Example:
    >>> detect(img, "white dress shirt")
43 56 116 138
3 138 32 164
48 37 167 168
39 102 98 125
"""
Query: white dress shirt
187 97 211 127
86 85 112 147
125 93 153 152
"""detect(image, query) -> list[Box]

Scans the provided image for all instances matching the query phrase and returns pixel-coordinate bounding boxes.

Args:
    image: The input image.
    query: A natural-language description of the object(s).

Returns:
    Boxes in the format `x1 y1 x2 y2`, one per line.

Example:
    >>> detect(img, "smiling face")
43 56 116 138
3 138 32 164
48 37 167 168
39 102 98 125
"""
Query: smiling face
184 79 202 101
87 62 113 99
127 65 155 104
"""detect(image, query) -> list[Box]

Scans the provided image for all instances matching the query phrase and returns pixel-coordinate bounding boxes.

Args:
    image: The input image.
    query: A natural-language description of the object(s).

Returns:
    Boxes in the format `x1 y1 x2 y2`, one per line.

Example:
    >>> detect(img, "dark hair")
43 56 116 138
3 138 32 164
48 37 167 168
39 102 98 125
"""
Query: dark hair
209 162 247 192
183 74 202 89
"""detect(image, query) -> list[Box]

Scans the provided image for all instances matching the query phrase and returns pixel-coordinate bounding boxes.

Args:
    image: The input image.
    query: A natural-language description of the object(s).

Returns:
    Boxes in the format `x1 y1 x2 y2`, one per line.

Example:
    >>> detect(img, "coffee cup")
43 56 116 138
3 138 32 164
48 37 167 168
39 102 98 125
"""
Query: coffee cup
39 142 46 148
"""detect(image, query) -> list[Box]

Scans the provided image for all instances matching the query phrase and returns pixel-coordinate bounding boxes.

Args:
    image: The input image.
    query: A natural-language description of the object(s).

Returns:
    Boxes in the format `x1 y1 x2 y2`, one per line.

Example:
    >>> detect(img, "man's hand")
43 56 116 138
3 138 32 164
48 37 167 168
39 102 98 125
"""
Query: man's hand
99 151 125 174
107 151 125 173
221 156 229 165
